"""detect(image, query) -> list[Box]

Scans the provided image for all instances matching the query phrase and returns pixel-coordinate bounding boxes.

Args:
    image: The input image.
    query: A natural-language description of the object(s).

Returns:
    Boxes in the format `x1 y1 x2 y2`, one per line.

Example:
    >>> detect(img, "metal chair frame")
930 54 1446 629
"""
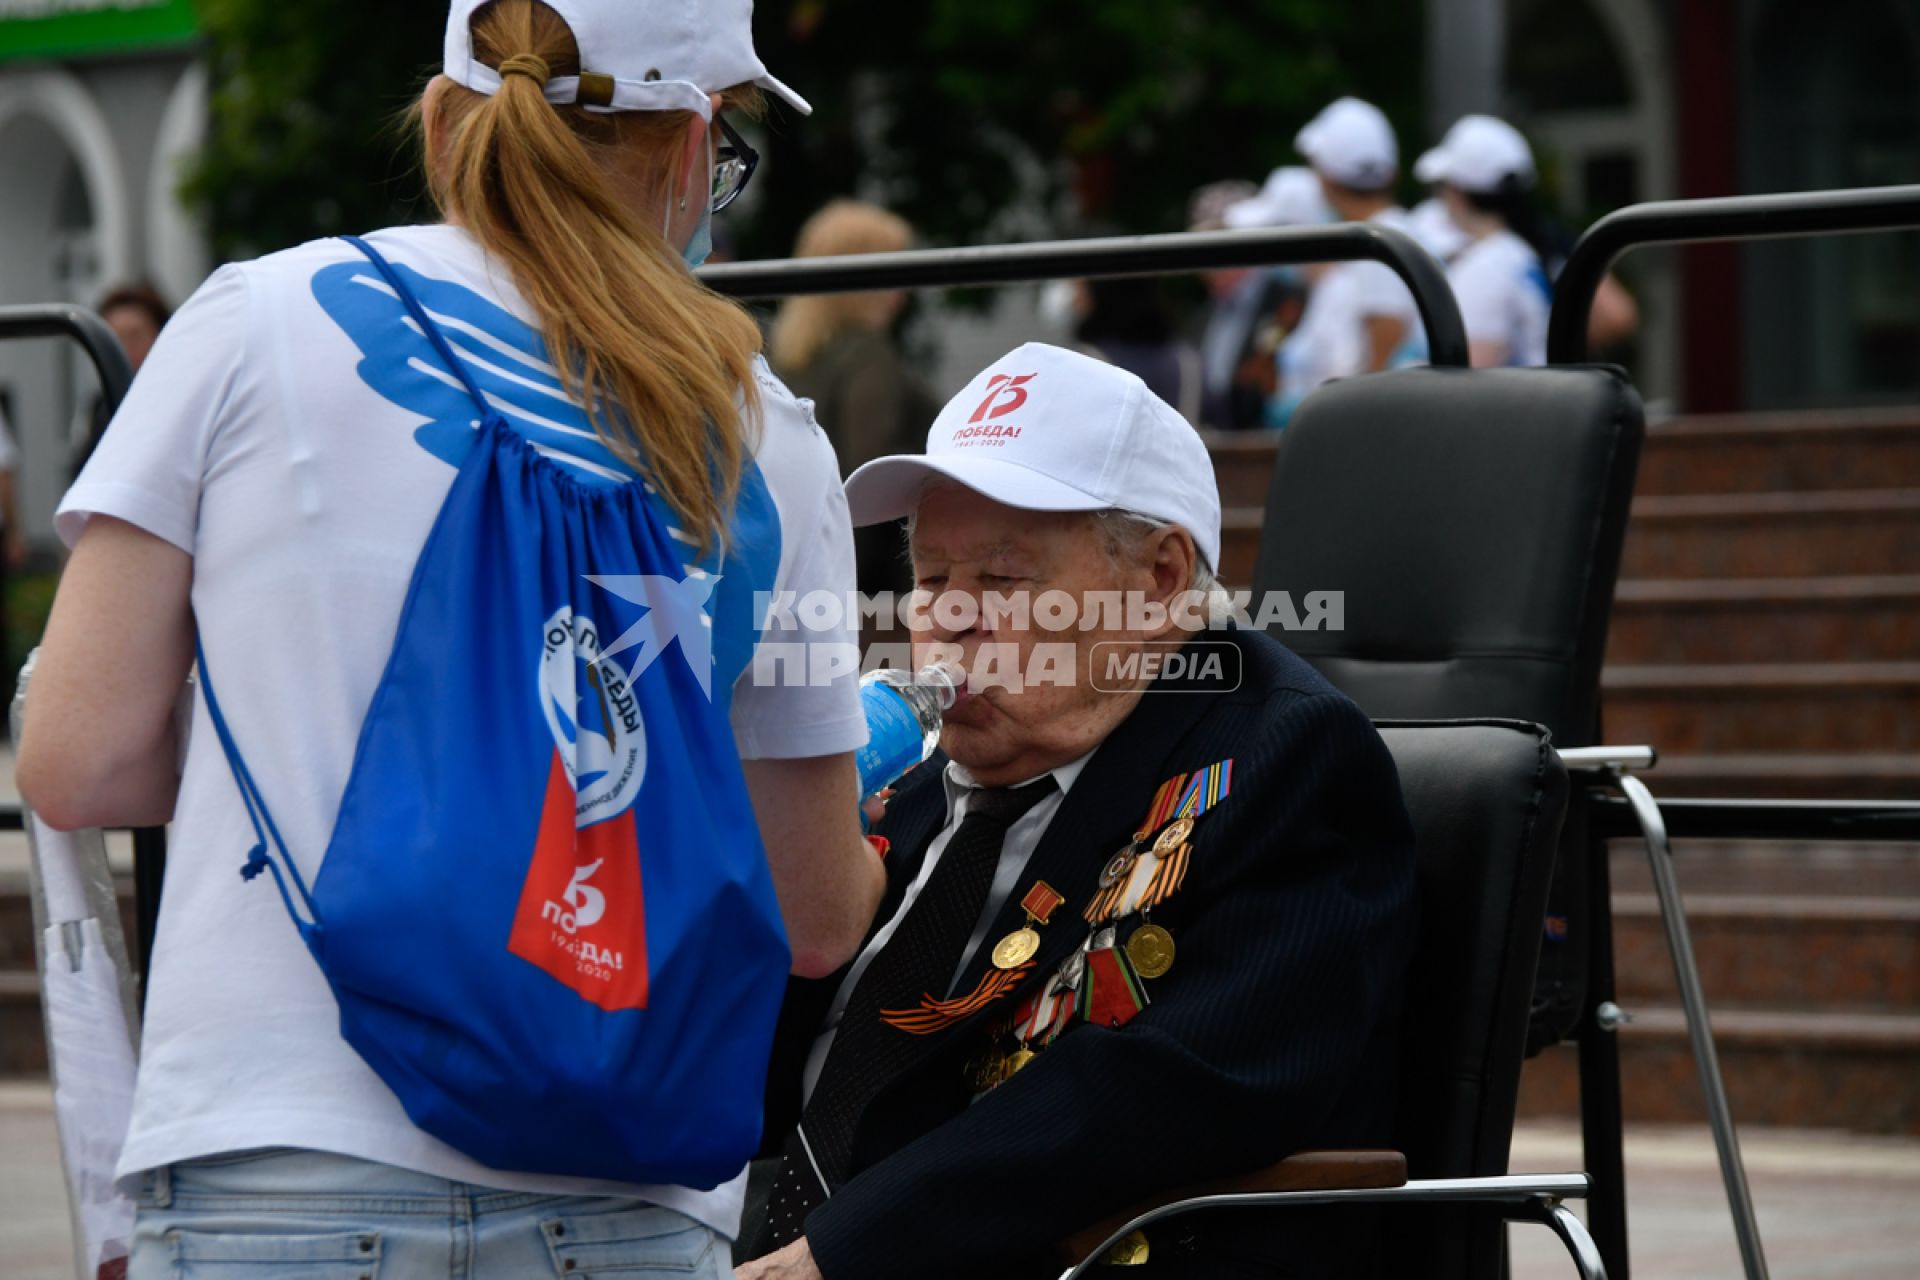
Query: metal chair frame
1058 1174 1606 1280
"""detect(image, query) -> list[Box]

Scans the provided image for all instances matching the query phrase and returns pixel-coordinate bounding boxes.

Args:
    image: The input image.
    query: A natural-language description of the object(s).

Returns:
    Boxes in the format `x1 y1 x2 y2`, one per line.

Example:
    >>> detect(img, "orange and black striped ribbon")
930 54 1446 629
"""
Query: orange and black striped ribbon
880 962 1036 1034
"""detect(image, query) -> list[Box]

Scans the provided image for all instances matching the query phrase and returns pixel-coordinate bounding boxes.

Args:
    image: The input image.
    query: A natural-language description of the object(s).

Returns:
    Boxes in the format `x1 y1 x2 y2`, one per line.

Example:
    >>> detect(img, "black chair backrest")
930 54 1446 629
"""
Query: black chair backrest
1253 366 1644 749
1375 720 1569 1279
1254 365 1642 1052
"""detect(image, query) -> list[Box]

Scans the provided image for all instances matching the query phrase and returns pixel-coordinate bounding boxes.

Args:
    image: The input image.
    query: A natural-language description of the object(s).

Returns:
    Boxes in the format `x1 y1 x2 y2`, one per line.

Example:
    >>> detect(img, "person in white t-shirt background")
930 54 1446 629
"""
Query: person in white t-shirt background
17 0 887 1274
1274 97 1427 423
1415 114 1555 369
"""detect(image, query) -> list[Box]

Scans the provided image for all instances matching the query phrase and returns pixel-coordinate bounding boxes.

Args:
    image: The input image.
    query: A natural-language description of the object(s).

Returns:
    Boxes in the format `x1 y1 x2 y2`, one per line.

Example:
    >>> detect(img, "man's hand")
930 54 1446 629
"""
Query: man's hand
736 1238 823 1280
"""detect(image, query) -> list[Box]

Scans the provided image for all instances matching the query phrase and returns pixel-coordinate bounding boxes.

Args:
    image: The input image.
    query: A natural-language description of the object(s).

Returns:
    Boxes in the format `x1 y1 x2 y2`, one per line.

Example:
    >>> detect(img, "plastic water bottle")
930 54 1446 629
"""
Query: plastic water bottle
856 664 962 801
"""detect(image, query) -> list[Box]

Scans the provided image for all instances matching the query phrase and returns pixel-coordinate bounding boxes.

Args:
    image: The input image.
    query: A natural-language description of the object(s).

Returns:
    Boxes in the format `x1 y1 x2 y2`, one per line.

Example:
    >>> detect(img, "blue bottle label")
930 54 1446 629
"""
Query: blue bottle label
856 682 927 799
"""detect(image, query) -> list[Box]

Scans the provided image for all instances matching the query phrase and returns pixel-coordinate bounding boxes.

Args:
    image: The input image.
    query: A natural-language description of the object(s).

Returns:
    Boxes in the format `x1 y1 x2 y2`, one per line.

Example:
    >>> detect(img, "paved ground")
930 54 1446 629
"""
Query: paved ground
1505 1122 1920 1278
5 1076 1916 1279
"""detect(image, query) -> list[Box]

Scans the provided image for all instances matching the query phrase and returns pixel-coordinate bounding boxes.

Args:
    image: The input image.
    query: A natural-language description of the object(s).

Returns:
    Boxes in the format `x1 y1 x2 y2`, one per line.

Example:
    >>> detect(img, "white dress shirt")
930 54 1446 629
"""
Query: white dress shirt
801 749 1096 1104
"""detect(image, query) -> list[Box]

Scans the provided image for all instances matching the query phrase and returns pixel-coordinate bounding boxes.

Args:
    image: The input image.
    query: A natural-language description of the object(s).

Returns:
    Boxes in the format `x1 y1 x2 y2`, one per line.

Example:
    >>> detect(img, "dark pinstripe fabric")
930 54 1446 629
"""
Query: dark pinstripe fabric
762 778 1057 1248
751 628 1417 1279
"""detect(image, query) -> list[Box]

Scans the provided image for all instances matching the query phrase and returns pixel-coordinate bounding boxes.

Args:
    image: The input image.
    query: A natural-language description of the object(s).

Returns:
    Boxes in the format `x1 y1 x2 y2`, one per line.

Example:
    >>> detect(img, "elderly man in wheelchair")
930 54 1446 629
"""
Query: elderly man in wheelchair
736 342 1420 1280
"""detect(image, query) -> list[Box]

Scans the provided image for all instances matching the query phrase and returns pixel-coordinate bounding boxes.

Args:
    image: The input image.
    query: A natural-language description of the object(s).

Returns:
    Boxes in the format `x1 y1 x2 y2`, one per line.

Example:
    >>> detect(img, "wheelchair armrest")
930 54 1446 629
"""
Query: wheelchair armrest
1060 1149 1407 1262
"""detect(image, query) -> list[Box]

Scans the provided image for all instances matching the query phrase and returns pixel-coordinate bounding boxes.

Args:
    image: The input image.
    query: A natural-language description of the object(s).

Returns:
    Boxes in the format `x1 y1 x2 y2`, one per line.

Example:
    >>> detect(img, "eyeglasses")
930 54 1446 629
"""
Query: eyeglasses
712 117 758 213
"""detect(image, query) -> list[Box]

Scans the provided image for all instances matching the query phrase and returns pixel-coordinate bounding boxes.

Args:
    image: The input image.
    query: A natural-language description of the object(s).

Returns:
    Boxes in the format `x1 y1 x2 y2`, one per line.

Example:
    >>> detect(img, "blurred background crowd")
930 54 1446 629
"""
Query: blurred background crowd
0 0 1917 636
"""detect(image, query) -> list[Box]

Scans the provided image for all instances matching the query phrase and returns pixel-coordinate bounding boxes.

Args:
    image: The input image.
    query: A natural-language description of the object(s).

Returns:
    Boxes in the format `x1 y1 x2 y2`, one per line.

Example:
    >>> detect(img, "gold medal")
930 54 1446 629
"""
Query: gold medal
1126 923 1176 979
1102 1230 1151 1266
992 926 1041 970
1153 816 1194 855
1003 1047 1036 1078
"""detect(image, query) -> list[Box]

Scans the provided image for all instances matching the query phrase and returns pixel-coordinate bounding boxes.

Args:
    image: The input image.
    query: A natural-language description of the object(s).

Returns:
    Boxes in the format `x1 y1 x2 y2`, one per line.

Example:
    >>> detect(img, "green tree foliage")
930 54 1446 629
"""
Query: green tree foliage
187 0 445 259
188 0 1424 261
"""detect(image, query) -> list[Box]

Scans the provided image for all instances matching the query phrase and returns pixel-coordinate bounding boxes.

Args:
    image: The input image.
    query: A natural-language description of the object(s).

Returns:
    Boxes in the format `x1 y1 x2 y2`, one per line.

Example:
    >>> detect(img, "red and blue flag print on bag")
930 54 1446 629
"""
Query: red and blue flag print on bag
197 235 788 1188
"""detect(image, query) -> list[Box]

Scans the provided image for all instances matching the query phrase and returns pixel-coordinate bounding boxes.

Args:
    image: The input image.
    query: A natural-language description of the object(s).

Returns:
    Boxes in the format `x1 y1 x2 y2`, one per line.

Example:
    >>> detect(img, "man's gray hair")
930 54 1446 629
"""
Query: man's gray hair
1094 509 1235 625
901 502 1234 625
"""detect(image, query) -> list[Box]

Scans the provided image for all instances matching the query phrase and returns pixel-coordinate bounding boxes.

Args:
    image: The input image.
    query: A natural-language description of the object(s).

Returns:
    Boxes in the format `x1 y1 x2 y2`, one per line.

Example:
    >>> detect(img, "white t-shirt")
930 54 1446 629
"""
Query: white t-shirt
1278 207 1425 402
1448 228 1551 367
56 224 868 1236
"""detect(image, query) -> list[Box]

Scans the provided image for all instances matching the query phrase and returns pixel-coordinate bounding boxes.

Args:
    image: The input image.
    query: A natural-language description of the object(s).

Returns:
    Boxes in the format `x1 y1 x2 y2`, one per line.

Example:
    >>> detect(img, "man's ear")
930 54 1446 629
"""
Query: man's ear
1140 526 1197 642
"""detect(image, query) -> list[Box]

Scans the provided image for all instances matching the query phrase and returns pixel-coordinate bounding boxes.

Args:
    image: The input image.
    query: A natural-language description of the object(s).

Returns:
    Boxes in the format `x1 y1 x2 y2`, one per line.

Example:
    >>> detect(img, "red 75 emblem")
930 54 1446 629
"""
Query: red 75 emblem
969 373 1037 424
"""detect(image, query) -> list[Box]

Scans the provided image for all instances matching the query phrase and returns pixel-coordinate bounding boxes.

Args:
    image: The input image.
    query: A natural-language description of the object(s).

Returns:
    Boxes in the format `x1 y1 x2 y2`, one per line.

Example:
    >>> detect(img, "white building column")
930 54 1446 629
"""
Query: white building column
1426 0 1507 136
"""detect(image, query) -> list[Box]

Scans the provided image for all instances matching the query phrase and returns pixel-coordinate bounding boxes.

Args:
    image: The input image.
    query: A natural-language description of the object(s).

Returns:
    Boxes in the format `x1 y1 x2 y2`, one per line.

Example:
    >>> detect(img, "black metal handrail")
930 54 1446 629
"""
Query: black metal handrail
1590 795 1920 843
701 223 1472 369
0 307 161 985
1547 184 1920 364
0 304 135 410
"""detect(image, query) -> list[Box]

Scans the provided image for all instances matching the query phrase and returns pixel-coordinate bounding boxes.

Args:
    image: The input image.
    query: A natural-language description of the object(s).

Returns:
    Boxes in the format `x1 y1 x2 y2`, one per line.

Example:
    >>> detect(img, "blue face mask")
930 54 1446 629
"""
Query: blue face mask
683 203 714 269
672 131 716 269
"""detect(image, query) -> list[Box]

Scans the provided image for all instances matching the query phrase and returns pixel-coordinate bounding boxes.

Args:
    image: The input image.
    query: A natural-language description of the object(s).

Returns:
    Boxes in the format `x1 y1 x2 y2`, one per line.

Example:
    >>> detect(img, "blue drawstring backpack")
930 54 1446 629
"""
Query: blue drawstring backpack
197 235 790 1188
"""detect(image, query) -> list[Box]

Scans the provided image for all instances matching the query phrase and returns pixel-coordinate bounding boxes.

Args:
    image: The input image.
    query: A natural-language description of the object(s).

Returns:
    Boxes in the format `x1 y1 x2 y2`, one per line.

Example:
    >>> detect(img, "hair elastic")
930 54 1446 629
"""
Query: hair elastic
498 53 552 87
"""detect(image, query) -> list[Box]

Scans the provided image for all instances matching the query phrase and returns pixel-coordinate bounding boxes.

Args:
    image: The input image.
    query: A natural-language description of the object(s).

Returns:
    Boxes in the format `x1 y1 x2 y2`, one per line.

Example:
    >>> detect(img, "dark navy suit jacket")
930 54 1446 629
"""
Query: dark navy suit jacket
757 627 1417 1278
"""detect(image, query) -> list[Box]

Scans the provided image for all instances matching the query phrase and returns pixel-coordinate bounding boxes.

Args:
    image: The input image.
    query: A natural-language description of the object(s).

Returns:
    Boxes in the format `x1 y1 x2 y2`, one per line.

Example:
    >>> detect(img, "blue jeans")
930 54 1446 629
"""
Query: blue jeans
130 1148 731 1279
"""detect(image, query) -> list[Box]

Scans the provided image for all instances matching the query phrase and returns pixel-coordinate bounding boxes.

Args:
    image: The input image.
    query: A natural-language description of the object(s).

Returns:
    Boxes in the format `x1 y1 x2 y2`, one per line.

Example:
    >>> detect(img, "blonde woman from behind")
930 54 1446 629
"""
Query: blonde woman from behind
19 1 886 1274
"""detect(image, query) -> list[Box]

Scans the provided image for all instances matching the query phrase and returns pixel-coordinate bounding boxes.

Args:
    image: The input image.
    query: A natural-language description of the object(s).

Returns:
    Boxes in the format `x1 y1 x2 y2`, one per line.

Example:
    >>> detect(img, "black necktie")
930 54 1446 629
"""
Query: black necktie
762 776 1058 1249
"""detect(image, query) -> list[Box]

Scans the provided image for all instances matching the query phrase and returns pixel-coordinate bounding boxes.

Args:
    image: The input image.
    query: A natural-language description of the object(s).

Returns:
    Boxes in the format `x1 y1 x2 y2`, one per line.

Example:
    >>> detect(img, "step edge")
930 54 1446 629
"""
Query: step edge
1603 660 1920 690
1632 488 1920 519
1620 1005 1920 1049
1612 892 1920 922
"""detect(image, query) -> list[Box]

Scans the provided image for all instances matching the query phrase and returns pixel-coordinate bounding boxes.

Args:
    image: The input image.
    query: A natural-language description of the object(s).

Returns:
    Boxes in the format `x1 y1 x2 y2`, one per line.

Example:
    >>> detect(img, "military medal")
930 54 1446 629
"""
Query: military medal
1079 941 1149 1029
1126 922 1176 979
1134 758 1234 839
992 881 1065 971
991 928 1039 970
1103 1231 1151 1266
889 880 1069 1034
1153 816 1194 854
1099 842 1141 889
1086 760 1234 927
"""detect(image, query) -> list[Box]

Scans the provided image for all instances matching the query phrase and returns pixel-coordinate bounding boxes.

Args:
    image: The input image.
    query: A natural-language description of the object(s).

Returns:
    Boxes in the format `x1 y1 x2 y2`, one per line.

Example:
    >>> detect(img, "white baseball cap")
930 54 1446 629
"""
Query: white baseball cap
444 0 810 121
1223 166 1334 229
1415 115 1536 193
844 343 1223 571
1294 97 1399 191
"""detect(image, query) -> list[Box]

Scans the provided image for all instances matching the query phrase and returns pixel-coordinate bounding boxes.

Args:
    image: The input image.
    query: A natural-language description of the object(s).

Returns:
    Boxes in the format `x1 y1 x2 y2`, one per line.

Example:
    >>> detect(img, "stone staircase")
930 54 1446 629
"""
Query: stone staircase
1211 405 1920 1134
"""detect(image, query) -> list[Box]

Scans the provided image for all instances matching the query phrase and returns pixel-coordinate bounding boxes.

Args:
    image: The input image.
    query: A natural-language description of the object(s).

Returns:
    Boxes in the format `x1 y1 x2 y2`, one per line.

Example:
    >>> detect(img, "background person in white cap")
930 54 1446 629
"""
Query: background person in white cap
1415 113 1555 368
1277 97 1426 421
1177 166 1328 430
739 343 1415 1280
21 1 887 1273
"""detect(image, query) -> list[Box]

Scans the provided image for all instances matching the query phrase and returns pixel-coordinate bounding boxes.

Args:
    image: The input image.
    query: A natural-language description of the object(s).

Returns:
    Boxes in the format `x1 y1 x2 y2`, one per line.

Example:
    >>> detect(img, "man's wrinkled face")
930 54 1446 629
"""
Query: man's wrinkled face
908 485 1154 784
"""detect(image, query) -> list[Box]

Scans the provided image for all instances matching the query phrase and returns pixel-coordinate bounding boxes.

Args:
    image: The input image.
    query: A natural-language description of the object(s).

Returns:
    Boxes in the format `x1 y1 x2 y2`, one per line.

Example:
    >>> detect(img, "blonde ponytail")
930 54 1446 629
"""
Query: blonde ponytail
424 0 764 551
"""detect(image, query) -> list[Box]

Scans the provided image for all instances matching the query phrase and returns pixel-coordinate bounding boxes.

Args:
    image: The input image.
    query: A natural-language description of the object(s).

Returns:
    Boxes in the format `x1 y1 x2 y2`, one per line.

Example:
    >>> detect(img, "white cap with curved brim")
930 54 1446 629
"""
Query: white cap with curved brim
1415 115 1536 193
1224 165 1334 230
844 343 1223 571
1295 97 1399 191
444 0 810 121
